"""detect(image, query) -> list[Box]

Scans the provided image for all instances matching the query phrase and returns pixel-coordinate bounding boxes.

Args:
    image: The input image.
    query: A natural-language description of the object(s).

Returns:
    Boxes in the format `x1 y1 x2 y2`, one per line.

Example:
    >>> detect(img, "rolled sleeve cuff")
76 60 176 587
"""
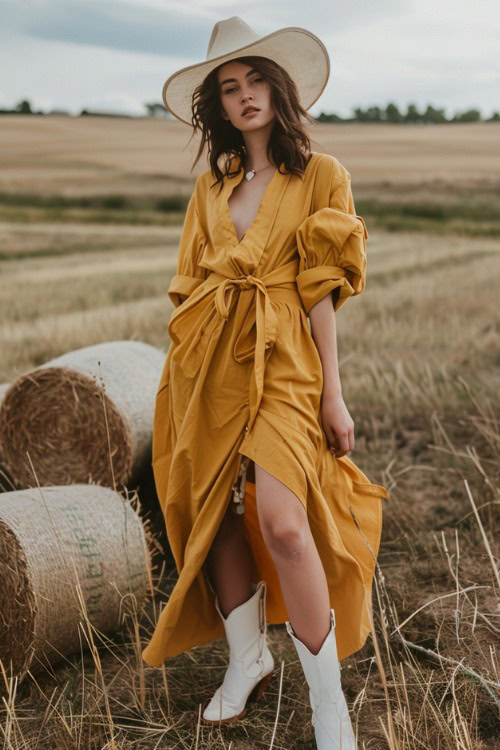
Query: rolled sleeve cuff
296 266 355 314
167 274 205 307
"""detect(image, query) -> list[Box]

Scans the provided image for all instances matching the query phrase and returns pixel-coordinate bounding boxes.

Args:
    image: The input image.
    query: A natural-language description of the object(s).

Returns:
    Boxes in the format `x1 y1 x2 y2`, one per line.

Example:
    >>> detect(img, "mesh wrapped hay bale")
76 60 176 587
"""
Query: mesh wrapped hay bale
0 340 166 489
0 483 150 680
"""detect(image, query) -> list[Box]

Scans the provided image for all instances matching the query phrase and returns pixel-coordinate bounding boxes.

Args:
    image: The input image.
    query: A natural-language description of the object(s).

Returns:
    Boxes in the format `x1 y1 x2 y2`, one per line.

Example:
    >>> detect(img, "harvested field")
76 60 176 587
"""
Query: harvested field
0 116 499 194
0 117 498 749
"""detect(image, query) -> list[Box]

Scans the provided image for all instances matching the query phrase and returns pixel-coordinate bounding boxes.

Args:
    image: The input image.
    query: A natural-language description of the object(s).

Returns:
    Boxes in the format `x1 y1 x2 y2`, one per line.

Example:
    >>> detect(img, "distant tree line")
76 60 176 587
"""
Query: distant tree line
317 102 500 123
0 99 171 118
0 99 135 117
1 98 499 123
0 99 46 115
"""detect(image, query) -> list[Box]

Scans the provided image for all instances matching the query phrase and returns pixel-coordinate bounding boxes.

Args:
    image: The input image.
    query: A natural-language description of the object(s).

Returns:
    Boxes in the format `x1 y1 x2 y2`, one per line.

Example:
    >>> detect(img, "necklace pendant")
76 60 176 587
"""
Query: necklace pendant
245 170 256 181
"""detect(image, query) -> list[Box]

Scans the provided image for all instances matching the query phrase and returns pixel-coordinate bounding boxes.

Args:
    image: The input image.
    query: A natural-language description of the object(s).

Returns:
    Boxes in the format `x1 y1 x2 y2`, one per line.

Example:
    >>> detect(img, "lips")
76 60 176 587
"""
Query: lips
242 107 259 116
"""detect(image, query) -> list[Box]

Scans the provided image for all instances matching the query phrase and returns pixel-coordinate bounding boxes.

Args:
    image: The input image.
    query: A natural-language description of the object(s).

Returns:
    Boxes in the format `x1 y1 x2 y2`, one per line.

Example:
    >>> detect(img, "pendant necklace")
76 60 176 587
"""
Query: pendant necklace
245 163 273 181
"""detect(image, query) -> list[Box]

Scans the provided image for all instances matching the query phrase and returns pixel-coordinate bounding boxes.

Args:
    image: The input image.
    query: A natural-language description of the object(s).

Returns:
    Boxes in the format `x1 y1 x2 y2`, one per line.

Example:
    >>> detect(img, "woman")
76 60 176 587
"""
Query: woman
142 16 389 748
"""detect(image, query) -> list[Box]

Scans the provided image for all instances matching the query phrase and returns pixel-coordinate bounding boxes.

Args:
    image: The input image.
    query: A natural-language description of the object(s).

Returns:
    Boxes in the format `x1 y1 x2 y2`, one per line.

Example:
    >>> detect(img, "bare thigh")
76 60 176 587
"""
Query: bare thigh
210 458 309 556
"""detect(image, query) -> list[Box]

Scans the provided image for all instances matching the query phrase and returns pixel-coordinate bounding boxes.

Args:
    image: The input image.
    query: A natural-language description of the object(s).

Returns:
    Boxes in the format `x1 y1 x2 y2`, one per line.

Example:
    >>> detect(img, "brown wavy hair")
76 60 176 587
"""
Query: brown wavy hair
188 55 316 191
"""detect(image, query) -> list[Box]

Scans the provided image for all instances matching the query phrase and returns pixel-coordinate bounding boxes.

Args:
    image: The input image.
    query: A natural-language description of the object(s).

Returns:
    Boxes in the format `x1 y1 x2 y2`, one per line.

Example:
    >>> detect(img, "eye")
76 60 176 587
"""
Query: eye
252 77 263 83
224 86 236 94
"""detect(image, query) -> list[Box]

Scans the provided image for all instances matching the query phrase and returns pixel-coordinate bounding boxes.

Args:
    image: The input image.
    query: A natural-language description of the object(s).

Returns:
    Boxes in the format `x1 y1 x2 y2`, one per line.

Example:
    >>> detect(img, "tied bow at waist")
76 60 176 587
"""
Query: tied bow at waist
168 259 302 432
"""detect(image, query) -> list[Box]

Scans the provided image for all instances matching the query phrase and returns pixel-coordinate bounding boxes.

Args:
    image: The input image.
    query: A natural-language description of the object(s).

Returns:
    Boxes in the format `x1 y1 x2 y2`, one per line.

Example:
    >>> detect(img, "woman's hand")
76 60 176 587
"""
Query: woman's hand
320 391 355 458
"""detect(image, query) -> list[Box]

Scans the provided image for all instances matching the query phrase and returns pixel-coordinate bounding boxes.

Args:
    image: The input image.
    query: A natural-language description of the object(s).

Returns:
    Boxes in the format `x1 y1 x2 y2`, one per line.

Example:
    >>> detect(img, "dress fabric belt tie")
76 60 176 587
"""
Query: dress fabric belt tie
167 258 302 434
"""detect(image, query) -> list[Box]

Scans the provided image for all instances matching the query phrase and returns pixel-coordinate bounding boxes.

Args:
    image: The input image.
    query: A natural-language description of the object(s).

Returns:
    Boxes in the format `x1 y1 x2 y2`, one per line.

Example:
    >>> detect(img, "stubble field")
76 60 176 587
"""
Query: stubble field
0 116 499 749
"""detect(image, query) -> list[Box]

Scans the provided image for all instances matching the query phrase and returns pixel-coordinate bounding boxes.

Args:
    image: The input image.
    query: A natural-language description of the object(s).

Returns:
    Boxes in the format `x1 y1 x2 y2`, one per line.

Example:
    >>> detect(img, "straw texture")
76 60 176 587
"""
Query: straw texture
0 483 149 680
0 341 166 489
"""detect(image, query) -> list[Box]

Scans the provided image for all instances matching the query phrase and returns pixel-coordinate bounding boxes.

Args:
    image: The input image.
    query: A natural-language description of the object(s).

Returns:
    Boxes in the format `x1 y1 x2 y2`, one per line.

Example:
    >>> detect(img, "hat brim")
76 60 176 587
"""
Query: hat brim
162 26 330 125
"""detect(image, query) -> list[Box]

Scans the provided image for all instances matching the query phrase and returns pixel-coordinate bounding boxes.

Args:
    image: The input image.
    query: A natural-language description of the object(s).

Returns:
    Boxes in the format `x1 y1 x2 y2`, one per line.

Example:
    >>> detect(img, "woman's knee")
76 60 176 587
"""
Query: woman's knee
262 518 308 563
253 463 309 562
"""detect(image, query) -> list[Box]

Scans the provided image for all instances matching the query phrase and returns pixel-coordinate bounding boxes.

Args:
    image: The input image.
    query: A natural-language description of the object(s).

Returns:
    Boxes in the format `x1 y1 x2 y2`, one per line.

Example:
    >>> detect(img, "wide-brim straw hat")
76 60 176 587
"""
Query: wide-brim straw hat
163 16 330 125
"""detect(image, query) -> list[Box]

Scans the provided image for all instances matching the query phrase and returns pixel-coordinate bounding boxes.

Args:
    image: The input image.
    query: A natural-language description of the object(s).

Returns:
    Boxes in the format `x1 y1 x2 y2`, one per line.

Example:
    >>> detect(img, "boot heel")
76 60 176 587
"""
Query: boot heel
247 669 274 703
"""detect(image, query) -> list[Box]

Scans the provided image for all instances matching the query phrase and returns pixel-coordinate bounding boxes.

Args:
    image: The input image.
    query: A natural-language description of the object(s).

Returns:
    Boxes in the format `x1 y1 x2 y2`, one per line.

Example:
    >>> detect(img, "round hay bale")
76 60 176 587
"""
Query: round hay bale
0 340 166 489
0 483 150 680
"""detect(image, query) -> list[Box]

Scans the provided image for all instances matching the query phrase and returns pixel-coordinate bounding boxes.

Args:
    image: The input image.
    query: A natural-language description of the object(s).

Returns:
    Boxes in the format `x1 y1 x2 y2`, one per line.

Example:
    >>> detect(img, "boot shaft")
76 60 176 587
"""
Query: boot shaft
216 581 268 666
286 610 343 704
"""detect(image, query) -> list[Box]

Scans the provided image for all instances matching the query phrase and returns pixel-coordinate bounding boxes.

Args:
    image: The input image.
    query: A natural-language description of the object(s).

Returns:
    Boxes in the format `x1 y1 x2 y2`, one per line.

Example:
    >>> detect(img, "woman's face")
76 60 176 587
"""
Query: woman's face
216 60 275 131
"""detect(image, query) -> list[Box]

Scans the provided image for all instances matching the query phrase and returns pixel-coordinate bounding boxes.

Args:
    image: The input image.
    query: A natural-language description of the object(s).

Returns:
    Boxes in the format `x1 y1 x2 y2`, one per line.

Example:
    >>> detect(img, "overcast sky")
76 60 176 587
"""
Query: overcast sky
1 0 498 118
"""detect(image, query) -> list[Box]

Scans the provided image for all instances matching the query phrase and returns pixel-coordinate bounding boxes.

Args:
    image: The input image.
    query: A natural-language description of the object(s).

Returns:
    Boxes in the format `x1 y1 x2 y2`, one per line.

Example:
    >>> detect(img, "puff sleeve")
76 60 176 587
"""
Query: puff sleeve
295 168 368 315
167 189 208 308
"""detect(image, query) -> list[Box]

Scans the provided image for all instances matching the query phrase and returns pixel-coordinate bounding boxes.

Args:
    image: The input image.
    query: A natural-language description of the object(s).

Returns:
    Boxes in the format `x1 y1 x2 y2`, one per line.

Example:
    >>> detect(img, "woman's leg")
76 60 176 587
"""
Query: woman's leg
254 462 331 655
205 498 253 617
203 470 275 723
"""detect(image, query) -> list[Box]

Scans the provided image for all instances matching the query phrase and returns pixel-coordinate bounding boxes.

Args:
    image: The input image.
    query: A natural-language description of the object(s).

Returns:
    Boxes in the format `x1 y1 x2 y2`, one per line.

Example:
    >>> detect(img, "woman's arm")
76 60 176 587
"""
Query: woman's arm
309 294 355 458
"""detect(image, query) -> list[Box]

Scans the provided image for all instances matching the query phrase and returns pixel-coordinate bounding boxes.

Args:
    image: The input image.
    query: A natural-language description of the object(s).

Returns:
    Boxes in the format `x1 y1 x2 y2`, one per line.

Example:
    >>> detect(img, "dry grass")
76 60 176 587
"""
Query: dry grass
0 120 499 748
1 117 499 238
1 372 498 749
0 222 180 259
0 116 499 195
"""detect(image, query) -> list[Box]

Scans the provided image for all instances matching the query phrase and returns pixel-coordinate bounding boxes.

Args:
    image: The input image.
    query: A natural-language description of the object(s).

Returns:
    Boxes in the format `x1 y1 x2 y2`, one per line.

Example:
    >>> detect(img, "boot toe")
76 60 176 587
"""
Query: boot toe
202 658 274 723
202 687 244 722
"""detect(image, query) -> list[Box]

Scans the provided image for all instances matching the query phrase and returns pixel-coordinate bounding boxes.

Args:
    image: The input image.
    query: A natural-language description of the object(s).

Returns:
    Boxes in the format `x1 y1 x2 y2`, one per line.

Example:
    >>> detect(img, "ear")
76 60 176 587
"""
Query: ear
220 108 229 120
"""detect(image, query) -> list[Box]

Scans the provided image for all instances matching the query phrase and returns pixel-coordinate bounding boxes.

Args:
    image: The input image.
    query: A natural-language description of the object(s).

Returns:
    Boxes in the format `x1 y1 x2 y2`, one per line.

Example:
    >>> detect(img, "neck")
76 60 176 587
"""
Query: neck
242 122 274 171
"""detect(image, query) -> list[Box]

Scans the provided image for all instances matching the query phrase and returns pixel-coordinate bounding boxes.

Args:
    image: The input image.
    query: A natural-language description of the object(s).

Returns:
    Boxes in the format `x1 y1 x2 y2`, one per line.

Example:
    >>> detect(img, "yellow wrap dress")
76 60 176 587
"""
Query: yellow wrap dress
142 151 390 667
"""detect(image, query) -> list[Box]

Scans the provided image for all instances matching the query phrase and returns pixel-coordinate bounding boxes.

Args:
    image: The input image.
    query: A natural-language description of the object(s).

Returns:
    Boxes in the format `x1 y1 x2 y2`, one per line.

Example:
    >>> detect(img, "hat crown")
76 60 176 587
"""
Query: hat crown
206 16 261 60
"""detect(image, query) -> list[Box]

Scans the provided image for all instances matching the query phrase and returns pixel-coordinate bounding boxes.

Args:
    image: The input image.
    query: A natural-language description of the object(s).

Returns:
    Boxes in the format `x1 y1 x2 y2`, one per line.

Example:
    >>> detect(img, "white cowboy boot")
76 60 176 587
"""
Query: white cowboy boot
202 580 275 723
286 609 356 749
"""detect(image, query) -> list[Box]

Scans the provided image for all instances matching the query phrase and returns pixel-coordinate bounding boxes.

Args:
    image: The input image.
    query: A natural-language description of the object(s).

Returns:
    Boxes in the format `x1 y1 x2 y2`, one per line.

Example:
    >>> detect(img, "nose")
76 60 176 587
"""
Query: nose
240 84 253 103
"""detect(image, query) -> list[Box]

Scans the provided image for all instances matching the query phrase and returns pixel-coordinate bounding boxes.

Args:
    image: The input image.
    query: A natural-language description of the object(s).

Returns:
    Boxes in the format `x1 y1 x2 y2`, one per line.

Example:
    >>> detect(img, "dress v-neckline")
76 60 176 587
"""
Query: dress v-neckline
225 159 280 246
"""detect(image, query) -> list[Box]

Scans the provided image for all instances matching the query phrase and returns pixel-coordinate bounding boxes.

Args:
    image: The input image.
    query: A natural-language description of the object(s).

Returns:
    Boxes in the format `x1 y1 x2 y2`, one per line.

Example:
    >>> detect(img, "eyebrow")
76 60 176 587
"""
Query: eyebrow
219 69 259 88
